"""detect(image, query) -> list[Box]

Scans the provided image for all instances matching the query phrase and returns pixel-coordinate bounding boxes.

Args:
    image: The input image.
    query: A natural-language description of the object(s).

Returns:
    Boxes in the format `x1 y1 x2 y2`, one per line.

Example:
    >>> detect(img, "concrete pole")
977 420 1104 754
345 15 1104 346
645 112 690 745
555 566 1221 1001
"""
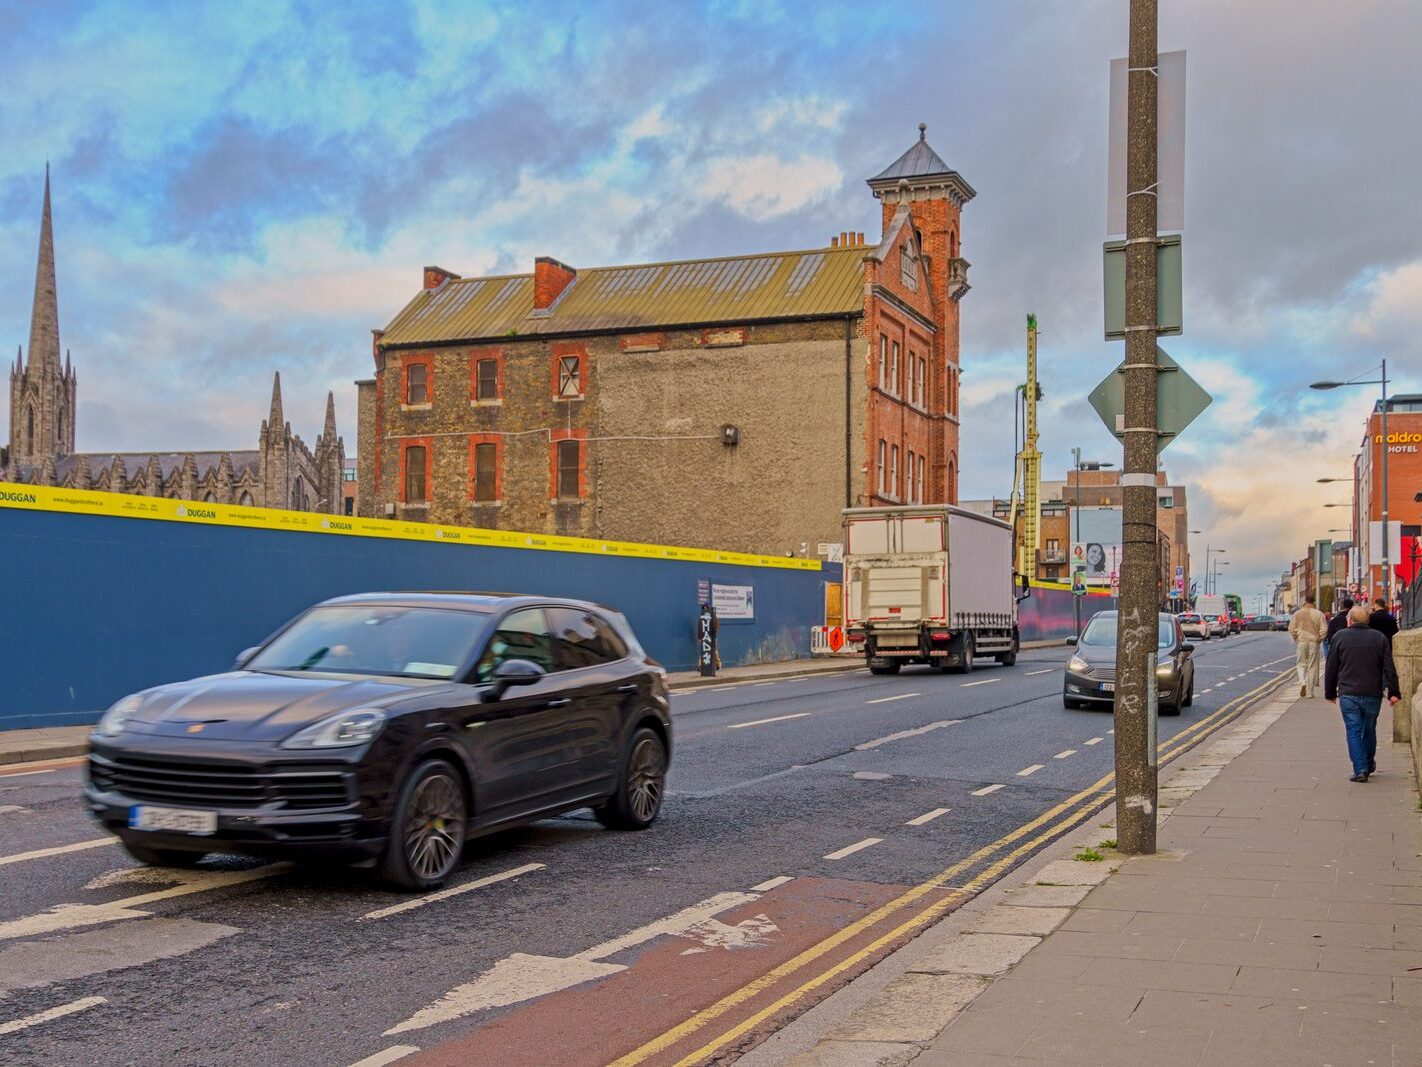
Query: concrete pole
1380 358 1390 609
1115 0 1159 855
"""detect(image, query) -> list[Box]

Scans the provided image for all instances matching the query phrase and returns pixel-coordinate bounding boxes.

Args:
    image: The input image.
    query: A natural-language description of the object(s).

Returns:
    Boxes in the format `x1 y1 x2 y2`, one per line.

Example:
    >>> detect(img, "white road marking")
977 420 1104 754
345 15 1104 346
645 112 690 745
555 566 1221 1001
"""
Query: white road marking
1199 688 1213 694
385 891 761 1035
866 693 920 704
1053 750 1076 759
728 712 811 730
905 808 950 826
0 768 64 779
971 784 1005 796
1025 669 1056 676
823 837 882 860
0 837 115 867
751 682 777 687
0 995 106 1037
0 805 27 815
1017 764 1044 777
0 864 288 942
349 1047 420 1067
750 876 793 892
960 678 1000 687
854 720 961 751
359 863 545 922
0 757 83 778
852 771 891 780
1084 737 1104 746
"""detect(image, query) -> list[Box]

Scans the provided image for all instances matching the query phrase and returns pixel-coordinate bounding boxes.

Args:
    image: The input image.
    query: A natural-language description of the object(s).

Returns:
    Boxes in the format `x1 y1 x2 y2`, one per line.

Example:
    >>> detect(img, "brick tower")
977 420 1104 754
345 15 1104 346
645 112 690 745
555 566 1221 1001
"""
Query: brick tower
867 124 974 502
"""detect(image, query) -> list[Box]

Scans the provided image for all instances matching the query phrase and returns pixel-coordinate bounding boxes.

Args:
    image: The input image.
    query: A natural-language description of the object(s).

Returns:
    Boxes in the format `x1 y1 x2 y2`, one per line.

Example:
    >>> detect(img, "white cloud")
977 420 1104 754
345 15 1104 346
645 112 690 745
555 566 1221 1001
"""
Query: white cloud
697 154 842 221
1351 259 1422 340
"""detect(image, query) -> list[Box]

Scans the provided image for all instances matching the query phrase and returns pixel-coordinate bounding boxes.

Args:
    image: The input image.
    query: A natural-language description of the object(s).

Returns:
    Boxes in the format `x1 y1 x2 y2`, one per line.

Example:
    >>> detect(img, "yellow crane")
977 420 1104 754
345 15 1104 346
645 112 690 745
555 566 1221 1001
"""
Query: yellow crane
1007 315 1042 580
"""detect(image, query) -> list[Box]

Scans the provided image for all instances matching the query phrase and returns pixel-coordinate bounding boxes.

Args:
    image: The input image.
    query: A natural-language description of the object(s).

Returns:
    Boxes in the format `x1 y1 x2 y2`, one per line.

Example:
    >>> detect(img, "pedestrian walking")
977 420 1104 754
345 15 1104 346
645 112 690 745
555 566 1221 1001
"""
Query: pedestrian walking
1323 597 1353 661
1368 597 1399 646
1288 595 1326 698
1324 604 1400 782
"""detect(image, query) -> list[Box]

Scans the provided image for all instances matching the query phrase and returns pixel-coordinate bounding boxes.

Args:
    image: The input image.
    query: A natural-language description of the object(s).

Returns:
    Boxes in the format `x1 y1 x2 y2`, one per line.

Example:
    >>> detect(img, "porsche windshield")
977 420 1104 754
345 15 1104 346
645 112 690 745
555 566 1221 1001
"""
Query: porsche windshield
246 605 488 679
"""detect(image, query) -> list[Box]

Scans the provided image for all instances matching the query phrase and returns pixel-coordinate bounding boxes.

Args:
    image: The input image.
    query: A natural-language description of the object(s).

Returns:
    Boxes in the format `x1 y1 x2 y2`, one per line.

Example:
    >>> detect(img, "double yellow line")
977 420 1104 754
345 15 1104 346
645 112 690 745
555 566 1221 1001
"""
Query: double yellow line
613 667 1293 1067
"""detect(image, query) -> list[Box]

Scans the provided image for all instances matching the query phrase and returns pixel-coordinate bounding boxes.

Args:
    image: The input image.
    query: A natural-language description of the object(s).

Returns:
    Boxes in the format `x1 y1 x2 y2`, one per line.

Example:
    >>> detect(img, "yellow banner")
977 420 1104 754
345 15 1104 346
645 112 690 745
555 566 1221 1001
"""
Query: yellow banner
0 482 821 572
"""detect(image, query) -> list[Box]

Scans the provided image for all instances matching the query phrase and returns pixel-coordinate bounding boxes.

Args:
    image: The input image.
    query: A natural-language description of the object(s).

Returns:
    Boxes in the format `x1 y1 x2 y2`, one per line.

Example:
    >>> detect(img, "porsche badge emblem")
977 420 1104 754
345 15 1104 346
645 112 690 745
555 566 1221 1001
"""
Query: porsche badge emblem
186 723 205 734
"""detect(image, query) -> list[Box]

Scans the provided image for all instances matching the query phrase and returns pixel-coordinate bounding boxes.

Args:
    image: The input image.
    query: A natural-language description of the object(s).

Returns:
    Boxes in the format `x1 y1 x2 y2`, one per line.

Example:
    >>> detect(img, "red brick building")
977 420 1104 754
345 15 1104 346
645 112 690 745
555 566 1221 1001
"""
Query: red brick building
357 126 974 555
1352 395 1422 602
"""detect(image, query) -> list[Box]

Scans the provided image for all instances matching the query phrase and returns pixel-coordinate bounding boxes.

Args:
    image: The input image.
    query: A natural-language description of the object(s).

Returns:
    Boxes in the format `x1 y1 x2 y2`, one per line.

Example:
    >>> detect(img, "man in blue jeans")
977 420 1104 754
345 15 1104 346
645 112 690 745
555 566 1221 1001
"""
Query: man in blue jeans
1324 605 1400 782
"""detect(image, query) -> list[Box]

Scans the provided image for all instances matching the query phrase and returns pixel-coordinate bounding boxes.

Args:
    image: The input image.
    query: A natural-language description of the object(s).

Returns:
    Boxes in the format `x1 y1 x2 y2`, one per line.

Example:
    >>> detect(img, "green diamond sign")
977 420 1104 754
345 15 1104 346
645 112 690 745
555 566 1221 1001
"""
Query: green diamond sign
1088 347 1212 454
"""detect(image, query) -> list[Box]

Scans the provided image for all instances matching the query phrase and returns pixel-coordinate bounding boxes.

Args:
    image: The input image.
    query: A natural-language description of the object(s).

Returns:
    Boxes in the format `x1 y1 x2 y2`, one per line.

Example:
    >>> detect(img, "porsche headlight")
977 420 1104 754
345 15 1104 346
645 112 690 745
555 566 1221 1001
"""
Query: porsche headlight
281 709 386 749
1067 656 1089 673
95 694 144 738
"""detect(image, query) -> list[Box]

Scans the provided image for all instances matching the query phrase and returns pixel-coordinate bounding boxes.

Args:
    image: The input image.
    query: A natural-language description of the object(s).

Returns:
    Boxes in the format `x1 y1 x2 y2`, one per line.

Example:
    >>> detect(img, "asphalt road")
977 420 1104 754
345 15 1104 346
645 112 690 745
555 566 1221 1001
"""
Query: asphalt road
0 632 1296 1066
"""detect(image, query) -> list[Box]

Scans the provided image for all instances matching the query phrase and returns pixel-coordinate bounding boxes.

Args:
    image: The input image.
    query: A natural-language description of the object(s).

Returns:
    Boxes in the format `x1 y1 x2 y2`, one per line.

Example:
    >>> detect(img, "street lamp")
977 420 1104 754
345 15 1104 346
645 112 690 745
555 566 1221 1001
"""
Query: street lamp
1070 447 1114 638
1203 546 1227 595
1213 559 1231 598
1312 361 1391 607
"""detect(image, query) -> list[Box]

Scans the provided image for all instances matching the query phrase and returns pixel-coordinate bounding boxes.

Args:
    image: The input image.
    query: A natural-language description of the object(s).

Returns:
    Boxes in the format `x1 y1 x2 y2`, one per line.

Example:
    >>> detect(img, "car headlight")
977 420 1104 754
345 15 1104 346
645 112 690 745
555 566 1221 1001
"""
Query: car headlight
1067 656 1089 673
281 709 386 749
95 694 143 738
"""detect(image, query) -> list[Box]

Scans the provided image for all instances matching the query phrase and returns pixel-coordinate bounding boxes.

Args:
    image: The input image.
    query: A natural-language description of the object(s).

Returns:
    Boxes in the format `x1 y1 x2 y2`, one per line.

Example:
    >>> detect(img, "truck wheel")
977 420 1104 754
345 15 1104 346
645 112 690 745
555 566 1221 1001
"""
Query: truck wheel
996 644 1018 667
869 660 901 676
950 635 975 675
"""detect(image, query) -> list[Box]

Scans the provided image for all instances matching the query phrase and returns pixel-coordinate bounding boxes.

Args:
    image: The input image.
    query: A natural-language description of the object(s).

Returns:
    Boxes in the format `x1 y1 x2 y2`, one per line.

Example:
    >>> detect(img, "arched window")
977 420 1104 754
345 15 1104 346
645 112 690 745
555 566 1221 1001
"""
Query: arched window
239 490 254 506
56 407 64 445
947 457 958 503
24 404 34 454
203 491 215 503
949 228 958 258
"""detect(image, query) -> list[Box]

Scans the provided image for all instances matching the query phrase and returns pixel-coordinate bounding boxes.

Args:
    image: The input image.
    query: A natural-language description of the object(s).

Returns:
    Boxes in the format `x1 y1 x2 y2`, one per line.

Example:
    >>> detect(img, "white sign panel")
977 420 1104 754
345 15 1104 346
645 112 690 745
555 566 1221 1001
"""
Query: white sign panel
713 583 755 620
1107 50 1186 236
1368 520 1402 564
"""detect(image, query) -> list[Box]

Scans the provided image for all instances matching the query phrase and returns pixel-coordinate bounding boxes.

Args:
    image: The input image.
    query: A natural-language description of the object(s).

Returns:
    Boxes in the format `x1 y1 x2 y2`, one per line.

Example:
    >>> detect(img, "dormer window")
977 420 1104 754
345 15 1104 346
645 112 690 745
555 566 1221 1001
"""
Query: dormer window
901 244 918 291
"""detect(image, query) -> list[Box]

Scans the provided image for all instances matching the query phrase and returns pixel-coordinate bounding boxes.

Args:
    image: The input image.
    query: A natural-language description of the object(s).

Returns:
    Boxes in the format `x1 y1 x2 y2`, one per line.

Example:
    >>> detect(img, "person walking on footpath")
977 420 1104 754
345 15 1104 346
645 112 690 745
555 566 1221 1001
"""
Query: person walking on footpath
1323 597 1353 661
1289 594 1326 698
1324 604 1400 782
1369 597 1399 646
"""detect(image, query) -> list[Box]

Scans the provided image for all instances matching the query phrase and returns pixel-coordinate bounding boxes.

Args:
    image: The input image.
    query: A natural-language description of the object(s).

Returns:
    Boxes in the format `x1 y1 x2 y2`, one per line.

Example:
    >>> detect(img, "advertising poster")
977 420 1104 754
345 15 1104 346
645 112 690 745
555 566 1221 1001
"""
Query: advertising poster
1071 506 1123 586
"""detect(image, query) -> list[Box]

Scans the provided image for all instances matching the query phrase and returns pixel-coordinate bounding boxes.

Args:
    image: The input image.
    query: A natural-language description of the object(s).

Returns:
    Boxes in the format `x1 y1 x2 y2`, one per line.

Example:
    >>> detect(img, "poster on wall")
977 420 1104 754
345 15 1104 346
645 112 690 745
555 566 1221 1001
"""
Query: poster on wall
713 583 755 620
1070 507 1124 586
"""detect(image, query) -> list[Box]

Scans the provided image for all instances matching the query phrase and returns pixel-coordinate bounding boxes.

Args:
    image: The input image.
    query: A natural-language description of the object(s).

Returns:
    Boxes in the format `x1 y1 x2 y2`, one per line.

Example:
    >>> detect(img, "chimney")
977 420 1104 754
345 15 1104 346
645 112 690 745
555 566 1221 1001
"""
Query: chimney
533 256 577 311
423 266 459 290
830 235 839 247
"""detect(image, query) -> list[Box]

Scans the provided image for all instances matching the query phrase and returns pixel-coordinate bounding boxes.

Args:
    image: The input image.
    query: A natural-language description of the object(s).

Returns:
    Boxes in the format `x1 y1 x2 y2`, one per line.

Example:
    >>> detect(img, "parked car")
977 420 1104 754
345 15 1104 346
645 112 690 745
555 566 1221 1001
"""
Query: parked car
1064 610 1195 715
1202 613 1230 637
1245 615 1276 631
1272 615 1291 632
85 593 672 890
1178 612 1211 640
1229 615 1245 634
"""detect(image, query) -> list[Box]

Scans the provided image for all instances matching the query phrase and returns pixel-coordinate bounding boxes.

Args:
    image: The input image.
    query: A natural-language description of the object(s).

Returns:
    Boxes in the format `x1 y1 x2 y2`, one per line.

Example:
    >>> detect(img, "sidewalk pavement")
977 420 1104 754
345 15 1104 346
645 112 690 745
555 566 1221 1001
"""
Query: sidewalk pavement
782 690 1422 1067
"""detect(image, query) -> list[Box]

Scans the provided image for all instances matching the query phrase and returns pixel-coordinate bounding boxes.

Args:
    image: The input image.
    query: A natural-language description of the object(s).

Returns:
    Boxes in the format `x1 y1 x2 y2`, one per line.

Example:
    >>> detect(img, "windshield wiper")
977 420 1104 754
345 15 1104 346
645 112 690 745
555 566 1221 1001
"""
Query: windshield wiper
294 646 331 671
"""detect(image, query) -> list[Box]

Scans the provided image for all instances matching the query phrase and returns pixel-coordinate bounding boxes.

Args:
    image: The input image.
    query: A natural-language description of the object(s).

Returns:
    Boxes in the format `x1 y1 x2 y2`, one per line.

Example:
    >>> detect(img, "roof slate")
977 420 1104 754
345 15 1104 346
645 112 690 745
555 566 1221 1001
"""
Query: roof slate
379 245 870 347
870 125 954 182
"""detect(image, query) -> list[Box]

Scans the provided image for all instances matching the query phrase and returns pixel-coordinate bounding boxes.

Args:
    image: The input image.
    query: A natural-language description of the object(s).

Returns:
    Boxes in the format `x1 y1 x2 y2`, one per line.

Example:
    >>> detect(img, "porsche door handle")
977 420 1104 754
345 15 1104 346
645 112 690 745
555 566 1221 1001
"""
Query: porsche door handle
543 698 572 709
616 684 638 693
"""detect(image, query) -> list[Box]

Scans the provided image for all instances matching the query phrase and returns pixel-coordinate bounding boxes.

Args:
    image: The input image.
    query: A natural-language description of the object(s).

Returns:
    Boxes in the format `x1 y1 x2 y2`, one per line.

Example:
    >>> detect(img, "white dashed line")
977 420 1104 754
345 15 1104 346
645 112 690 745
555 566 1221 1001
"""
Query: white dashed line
960 678 1000 687
823 838 882 860
1025 669 1056 676
971 784 1005 796
0 767 67 779
0 996 107 1037
1053 750 1076 759
348 1047 420 1067
728 712 812 730
0 837 116 867
1084 737 1104 746
752 682 778 687
750 875 794 892
1199 688 1213 694
854 720 960 751
867 693 920 704
0 805 27 815
905 808 950 826
1017 764 1045 777
359 863 545 922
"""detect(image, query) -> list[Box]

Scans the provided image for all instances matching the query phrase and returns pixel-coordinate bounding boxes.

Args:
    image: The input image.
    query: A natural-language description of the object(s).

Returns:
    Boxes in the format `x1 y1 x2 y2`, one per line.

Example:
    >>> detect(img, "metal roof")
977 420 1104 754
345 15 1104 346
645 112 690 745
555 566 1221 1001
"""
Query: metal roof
870 124 954 182
379 244 869 347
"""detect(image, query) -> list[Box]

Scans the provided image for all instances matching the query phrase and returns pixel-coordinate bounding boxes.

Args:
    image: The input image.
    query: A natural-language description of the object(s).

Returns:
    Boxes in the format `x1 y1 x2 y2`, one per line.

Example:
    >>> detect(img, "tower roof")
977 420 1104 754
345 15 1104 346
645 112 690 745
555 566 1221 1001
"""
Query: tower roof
26 165 61 375
869 123 954 182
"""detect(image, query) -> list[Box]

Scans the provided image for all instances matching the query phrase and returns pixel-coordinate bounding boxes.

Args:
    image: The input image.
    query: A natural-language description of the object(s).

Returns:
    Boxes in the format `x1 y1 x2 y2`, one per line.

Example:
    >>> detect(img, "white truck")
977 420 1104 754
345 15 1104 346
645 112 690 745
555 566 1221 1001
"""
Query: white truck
842 505 1025 675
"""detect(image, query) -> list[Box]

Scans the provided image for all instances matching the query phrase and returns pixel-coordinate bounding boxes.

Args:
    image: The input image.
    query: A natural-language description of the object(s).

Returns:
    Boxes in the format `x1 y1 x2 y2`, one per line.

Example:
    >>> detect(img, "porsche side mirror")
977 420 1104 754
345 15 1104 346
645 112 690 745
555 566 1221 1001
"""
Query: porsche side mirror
484 659 546 702
234 647 260 670
1064 636 1078 647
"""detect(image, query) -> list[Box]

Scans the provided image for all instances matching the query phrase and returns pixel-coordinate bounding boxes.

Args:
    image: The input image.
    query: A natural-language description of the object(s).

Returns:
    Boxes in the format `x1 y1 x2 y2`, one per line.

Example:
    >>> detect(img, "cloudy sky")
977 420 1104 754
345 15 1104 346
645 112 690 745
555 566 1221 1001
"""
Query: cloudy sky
1 0 1418 601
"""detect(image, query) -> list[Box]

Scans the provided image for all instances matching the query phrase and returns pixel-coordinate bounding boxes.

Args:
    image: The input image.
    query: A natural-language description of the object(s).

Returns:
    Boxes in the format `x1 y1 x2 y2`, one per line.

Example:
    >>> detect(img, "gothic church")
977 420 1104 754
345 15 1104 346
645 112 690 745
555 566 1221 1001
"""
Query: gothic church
2 170 344 513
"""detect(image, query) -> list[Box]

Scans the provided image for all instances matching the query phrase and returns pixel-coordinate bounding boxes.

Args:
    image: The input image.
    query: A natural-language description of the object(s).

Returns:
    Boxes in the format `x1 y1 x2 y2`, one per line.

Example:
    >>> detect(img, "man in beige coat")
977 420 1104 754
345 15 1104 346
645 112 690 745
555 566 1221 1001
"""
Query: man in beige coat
1289 594 1327 697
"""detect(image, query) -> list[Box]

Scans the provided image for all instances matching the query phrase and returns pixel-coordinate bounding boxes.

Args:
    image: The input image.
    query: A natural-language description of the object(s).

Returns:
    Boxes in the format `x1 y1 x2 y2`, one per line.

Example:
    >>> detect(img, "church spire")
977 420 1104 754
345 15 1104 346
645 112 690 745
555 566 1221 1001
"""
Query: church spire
268 371 285 430
323 390 337 439
27 164 61 376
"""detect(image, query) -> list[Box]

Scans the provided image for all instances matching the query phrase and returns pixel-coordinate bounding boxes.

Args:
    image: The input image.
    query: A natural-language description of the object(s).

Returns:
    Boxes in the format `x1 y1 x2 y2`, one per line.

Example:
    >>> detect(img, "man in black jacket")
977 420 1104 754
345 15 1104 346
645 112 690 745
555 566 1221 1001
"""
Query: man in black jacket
1369 598 1399 646
1325 605 1400 782
1323 597 1353 661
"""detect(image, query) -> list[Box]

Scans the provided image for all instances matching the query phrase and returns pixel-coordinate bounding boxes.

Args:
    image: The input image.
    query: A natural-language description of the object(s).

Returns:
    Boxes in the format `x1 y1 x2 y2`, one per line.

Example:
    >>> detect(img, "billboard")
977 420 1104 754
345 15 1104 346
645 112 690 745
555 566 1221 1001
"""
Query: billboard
1071 506 1123 587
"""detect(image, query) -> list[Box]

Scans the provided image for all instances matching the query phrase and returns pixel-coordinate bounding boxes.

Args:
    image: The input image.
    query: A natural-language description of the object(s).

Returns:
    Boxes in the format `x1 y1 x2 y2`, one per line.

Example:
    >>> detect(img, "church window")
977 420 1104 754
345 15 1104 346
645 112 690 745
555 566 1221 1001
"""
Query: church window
24 405 34 454
204 491 216 503
404 445 428 503
472 440 500 503
239 490 254 506
475 358 500 401
292 480 307 511
57 407 64 444
406 362 429 404
556 355 582 399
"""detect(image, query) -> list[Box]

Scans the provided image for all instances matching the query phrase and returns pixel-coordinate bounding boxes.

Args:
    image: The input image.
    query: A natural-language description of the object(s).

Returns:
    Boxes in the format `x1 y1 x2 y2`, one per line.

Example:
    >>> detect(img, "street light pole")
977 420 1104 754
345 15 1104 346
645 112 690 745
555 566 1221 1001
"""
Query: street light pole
1380 358 1390 609
1115 0 1159 856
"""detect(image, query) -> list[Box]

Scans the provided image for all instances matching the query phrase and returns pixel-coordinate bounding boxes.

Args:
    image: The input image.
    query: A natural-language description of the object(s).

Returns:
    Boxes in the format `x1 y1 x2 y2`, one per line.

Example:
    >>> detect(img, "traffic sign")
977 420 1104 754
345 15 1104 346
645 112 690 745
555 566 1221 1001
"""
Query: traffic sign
828 627 845 652
1088 346 1211 455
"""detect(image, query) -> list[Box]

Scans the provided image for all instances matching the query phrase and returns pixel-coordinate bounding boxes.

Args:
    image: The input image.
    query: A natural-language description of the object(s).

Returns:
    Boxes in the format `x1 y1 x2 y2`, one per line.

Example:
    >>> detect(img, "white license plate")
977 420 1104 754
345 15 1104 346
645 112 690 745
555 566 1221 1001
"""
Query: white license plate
128 805 218 835
1100 682 1115 693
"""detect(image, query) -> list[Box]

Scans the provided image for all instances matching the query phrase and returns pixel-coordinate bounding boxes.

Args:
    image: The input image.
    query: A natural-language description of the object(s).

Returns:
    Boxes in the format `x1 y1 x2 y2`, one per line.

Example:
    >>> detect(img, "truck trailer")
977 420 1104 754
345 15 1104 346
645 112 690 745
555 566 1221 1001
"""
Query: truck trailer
842 505 1024 674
